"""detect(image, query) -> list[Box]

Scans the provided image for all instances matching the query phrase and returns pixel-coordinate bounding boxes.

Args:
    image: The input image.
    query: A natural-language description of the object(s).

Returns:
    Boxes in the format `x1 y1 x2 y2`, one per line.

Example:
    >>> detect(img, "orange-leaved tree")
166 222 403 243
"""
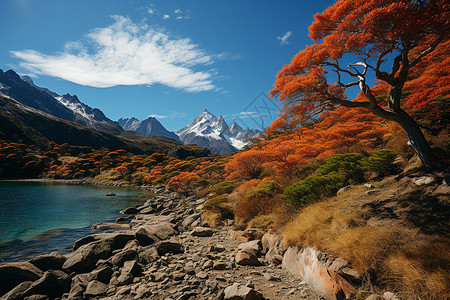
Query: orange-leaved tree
270 0 448 168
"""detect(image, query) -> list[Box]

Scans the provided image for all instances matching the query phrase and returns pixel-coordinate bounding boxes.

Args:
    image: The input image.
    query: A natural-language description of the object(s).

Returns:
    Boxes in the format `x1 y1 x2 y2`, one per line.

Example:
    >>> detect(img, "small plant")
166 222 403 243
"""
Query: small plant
206 180 240 196
361 149 398 174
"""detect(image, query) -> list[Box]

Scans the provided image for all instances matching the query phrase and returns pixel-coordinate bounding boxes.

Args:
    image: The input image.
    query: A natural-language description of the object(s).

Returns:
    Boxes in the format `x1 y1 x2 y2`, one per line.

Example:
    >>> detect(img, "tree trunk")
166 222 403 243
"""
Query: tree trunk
390 110 434 169
371 104 434 168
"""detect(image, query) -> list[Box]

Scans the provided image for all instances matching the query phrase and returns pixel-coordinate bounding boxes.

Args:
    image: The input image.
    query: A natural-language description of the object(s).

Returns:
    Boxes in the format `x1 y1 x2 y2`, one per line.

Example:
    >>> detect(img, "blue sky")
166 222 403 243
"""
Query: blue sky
0 0 334 131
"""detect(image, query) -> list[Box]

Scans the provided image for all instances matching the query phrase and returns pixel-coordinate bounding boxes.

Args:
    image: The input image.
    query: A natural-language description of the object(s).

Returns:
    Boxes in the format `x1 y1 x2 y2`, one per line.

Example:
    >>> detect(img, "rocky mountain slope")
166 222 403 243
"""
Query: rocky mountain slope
0 94 208 157
0 69 122 134
176 109 261 155
118 117 181 143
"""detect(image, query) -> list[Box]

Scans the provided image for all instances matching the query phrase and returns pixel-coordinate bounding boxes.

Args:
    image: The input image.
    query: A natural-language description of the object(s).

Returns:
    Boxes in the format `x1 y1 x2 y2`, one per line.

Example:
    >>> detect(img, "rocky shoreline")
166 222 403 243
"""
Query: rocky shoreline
0 185 322 300
0 181 405 300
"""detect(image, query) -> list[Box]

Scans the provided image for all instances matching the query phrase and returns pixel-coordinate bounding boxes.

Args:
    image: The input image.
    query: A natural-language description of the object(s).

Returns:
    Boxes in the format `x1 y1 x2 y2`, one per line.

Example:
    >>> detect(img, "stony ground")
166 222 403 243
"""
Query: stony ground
118 225 321 300
0 186 321 300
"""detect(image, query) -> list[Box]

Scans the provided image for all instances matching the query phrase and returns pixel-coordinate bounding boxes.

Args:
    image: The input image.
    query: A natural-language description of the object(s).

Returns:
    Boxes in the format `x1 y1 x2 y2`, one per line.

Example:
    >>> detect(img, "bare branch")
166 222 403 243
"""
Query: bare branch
408 36 443 69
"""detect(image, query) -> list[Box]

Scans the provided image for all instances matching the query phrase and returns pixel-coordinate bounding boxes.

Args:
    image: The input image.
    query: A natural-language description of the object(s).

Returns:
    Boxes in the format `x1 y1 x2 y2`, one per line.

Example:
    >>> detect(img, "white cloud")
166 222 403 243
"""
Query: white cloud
147 8 154 14
174 9 182 14
163 14 170 19
277 31 292 45
11 16 215 92
176 16 183 20
148 114 167 119
226 111 268 118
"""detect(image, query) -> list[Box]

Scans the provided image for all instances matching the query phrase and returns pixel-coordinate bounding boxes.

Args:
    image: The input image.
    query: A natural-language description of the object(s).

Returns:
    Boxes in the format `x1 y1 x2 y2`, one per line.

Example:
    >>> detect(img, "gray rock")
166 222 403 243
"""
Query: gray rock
138 246 159 265
90 265 113 284
0 281 33 300
196 271 208 280
0 262 43 296
22 270 71 299
223 283 264 300
383 292 401 300
72 231 135 251
85 280 107 297
91 222 129 231
237 240 261 252
412 176 435 186
29 252 66 271
63 240 112 273
182 213 201 228
117 260 139 286
263 273 280 281
156 241 184 255
235 249 262 266
213 261 228 270
110 249 137 267
121 206 140 215
135 223 177 246
191 227 215 237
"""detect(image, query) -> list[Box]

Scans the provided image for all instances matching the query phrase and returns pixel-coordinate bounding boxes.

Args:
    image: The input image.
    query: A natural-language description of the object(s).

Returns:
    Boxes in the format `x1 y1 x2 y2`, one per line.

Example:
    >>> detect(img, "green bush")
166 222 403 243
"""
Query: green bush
202 195 234 219
283 172 346 207
361 149 398 174
207 180 240 196
203 195 229 211
246 180 282 199
315 153 365 183
283 151 398 207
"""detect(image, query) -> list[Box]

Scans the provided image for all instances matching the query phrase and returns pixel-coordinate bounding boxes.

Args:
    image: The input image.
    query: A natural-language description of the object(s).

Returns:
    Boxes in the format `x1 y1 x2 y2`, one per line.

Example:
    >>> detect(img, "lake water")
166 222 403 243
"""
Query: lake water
0 181 145 262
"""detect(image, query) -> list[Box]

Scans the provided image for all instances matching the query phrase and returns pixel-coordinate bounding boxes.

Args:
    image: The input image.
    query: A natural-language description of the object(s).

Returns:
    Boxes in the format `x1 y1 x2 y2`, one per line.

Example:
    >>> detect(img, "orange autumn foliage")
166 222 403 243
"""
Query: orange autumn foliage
227 106 388 180
270 0 448 168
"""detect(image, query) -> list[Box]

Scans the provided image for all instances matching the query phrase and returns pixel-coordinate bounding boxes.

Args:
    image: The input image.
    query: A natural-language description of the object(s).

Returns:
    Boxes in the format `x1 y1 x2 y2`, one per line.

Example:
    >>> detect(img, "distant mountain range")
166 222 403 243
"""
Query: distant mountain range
175 109 261 155
0 70 122 135
0 69 209 158
118 117 181 143
0 69 261 156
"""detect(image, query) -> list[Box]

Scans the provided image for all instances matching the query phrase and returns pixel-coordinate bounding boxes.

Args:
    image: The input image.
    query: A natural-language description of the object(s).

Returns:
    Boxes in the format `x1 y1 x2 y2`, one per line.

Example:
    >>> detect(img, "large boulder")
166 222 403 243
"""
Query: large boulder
117 260 140 286
84 280 107 298
72 231 135 251
282 247 353 300
29 252 66 271
0 262 43 296
0 281 33 300
64 231 136 273
135 223 177 246
223 283 264 300
22 270 71 299
110 249 137 267
90 265 114 284
63 241 112 274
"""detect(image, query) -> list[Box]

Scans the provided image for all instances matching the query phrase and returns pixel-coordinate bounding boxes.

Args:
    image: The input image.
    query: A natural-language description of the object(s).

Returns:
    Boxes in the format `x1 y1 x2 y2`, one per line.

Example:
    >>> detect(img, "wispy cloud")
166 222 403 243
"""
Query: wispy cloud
147 8 154 14
11 16 215 92
277 31 292 45
148 114 167 119
148 112 186 119
226 111 268 119
174 9 182 14
163 14 170 19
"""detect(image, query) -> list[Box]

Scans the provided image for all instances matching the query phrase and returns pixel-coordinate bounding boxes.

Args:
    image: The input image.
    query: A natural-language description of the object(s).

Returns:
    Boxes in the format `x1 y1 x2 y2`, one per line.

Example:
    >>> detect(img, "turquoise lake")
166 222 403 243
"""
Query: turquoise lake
0 181 145 262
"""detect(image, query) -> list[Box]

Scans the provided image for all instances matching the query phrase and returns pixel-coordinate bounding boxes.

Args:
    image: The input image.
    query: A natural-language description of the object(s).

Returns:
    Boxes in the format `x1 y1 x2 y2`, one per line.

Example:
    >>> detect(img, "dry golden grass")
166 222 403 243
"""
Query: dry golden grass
282 175 450 299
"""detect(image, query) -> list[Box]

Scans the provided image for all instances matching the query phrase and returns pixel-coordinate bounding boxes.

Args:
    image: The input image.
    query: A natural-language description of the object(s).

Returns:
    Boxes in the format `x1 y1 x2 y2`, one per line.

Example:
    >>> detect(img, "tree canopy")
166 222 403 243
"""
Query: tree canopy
270 0 449 168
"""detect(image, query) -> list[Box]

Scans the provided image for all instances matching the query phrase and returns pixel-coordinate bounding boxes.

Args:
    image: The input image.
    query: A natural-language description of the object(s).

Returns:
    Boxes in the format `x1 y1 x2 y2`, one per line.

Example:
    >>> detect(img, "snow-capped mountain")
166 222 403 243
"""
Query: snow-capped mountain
0 69 121 134
118 117 181 142
176 109 261 155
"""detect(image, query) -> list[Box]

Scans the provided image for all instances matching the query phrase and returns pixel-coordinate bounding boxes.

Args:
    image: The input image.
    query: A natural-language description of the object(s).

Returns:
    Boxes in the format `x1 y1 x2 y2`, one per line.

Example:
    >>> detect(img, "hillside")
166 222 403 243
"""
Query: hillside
0 95 208 157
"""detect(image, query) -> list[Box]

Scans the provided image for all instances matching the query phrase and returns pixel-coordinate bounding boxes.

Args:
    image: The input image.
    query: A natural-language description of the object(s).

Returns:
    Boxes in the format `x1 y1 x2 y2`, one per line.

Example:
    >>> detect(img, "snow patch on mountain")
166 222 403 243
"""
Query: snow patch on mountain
176 109 261 155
